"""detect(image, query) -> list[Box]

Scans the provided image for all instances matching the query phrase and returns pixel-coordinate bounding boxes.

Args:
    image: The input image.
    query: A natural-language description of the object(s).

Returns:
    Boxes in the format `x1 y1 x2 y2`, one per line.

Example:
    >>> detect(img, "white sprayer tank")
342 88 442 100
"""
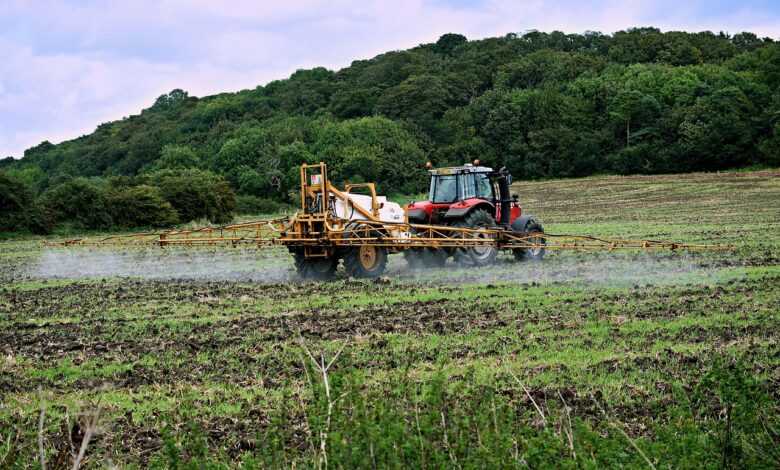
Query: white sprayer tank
332 193 405 223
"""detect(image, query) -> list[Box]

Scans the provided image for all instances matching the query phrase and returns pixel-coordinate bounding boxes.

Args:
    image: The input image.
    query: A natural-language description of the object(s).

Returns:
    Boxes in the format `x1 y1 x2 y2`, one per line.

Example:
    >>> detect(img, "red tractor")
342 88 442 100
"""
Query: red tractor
405 163 545 267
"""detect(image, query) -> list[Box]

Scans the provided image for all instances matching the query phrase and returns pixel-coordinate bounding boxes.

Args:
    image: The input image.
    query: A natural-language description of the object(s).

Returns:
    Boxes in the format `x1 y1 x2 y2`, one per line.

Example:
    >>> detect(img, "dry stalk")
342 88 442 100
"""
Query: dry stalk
72 409 101 470
414 402 426 467
297 336 346 469
558 390 576 461
440 411 459 468
507 370 547 426
1 426 20 467
65 409 76 461
294 382 317 456
38 399 46 470
491 394 499 436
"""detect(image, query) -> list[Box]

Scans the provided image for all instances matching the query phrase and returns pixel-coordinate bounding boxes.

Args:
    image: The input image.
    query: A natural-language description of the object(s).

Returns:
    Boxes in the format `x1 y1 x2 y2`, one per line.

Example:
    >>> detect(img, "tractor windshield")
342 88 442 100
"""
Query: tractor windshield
429 175 458 203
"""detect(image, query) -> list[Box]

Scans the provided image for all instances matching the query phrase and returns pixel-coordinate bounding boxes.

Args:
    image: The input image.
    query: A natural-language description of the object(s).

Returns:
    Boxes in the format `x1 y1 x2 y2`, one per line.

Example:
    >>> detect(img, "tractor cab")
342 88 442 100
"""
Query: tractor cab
407 163 521 227
428 165 495 203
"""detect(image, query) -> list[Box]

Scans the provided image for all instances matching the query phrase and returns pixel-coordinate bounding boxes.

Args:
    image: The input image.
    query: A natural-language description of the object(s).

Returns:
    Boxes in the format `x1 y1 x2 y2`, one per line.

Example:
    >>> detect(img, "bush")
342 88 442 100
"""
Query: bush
759 122 780 167
0 172 49 233
39 178 113 230
0 172 31 231
146 169 236 224
235 195 286 215
107 185 180 228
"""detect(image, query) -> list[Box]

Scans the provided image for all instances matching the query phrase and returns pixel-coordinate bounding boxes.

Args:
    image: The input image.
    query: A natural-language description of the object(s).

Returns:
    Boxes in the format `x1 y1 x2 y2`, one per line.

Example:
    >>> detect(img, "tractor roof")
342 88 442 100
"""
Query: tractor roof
429 164 494 175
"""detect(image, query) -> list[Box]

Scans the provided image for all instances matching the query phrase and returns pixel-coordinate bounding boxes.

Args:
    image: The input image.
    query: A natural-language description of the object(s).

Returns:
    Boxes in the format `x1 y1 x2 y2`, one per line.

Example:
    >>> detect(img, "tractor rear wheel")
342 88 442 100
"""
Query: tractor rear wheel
513 221 545 261
345 244 388 278
453 209 498 266
343 223 388 278
294 252 338 280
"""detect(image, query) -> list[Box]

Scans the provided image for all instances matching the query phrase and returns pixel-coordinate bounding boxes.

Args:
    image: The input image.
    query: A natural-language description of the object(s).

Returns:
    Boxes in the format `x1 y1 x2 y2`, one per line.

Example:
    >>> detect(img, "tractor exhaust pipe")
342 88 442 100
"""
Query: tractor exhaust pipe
495 167 512 226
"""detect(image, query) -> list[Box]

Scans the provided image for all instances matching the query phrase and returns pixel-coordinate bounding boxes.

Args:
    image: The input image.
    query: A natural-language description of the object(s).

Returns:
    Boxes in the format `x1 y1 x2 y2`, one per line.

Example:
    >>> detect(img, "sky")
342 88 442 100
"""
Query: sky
1 0 779 158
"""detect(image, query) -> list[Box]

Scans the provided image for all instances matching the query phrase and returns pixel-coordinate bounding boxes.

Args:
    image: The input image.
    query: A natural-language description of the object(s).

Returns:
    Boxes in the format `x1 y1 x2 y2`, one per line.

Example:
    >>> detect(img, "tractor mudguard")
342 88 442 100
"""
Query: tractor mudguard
511 215 543 233
444 201 494 220
443 207 471 219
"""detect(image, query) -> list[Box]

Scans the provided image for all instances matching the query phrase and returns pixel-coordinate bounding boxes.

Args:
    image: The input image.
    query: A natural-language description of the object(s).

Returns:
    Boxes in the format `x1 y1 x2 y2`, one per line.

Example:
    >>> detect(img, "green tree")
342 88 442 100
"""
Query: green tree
729 43 780 90
608 89 661 148
0 172 27 230
107 185 180 228
146 169 236 224
375 75 454 137
731 32 766 51
758 112 780 166
657 32 703 65
433 33 467 55
311 117 427 194
150 144 201 170
278 141 316 201
265 68 336 115
679 87 758 170
3 165 47 193
214 127 284 198
150 89 190 111
496 50 606 89
39 178 113 229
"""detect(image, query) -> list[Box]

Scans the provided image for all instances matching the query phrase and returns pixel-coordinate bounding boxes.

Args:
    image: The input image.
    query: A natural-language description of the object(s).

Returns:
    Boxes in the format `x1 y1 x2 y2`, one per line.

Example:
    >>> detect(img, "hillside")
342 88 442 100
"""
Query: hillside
2 27 780 231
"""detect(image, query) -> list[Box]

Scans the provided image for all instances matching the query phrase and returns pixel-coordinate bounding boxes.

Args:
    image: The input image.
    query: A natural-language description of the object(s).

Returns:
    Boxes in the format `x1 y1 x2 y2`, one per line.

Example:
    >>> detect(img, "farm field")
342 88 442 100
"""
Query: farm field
1 169 779 468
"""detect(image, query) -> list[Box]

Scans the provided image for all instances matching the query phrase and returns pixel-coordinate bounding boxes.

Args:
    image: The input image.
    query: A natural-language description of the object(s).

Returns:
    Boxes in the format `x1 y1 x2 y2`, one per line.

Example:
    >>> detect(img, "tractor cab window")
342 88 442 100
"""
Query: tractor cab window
429 175 458 203
475 173 493 200
460 173 476 199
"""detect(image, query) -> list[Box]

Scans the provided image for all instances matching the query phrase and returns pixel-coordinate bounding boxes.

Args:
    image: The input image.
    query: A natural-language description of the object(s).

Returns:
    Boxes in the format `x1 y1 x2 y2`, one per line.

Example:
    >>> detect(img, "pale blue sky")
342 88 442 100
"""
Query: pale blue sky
1 0 778 158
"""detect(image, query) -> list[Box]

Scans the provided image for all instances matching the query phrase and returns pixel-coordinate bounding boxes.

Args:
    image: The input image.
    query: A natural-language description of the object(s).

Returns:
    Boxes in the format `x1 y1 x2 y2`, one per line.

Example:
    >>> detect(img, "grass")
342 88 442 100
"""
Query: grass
1 169 779 468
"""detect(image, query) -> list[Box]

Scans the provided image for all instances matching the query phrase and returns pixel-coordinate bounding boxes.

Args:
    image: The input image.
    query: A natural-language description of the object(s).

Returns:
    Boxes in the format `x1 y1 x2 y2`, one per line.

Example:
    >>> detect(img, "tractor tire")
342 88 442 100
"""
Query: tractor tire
343 224 388 278
452 209 498 266
513 221 545 262
404 248 448 269
294 252 339 280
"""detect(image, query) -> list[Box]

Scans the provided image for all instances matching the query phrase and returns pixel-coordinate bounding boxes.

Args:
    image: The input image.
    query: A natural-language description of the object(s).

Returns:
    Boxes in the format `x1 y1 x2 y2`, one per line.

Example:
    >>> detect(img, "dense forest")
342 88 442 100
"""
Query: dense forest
2 27 779 232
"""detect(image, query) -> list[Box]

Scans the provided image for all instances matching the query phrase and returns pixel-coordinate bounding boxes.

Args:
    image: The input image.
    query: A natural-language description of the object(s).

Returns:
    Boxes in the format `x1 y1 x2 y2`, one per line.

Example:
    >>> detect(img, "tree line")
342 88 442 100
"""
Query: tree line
2 27 779 232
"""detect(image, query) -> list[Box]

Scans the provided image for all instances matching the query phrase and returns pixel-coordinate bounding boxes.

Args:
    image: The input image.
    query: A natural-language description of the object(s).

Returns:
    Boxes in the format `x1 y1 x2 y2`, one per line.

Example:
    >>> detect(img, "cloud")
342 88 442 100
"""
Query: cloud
0 0 778 158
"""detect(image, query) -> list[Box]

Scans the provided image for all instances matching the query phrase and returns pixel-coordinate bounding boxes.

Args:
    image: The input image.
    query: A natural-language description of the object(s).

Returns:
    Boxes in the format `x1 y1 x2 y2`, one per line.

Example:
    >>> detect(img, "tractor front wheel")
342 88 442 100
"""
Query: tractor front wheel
453 209 498 266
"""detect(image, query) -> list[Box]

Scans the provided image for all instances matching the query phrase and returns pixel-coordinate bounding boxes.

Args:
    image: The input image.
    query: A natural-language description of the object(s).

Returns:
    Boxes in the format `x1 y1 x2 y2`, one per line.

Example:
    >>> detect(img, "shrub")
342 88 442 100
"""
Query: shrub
39 178 113 230
235 195 286 215
146 169 236 224
0 172 31 232
107 185 180 228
